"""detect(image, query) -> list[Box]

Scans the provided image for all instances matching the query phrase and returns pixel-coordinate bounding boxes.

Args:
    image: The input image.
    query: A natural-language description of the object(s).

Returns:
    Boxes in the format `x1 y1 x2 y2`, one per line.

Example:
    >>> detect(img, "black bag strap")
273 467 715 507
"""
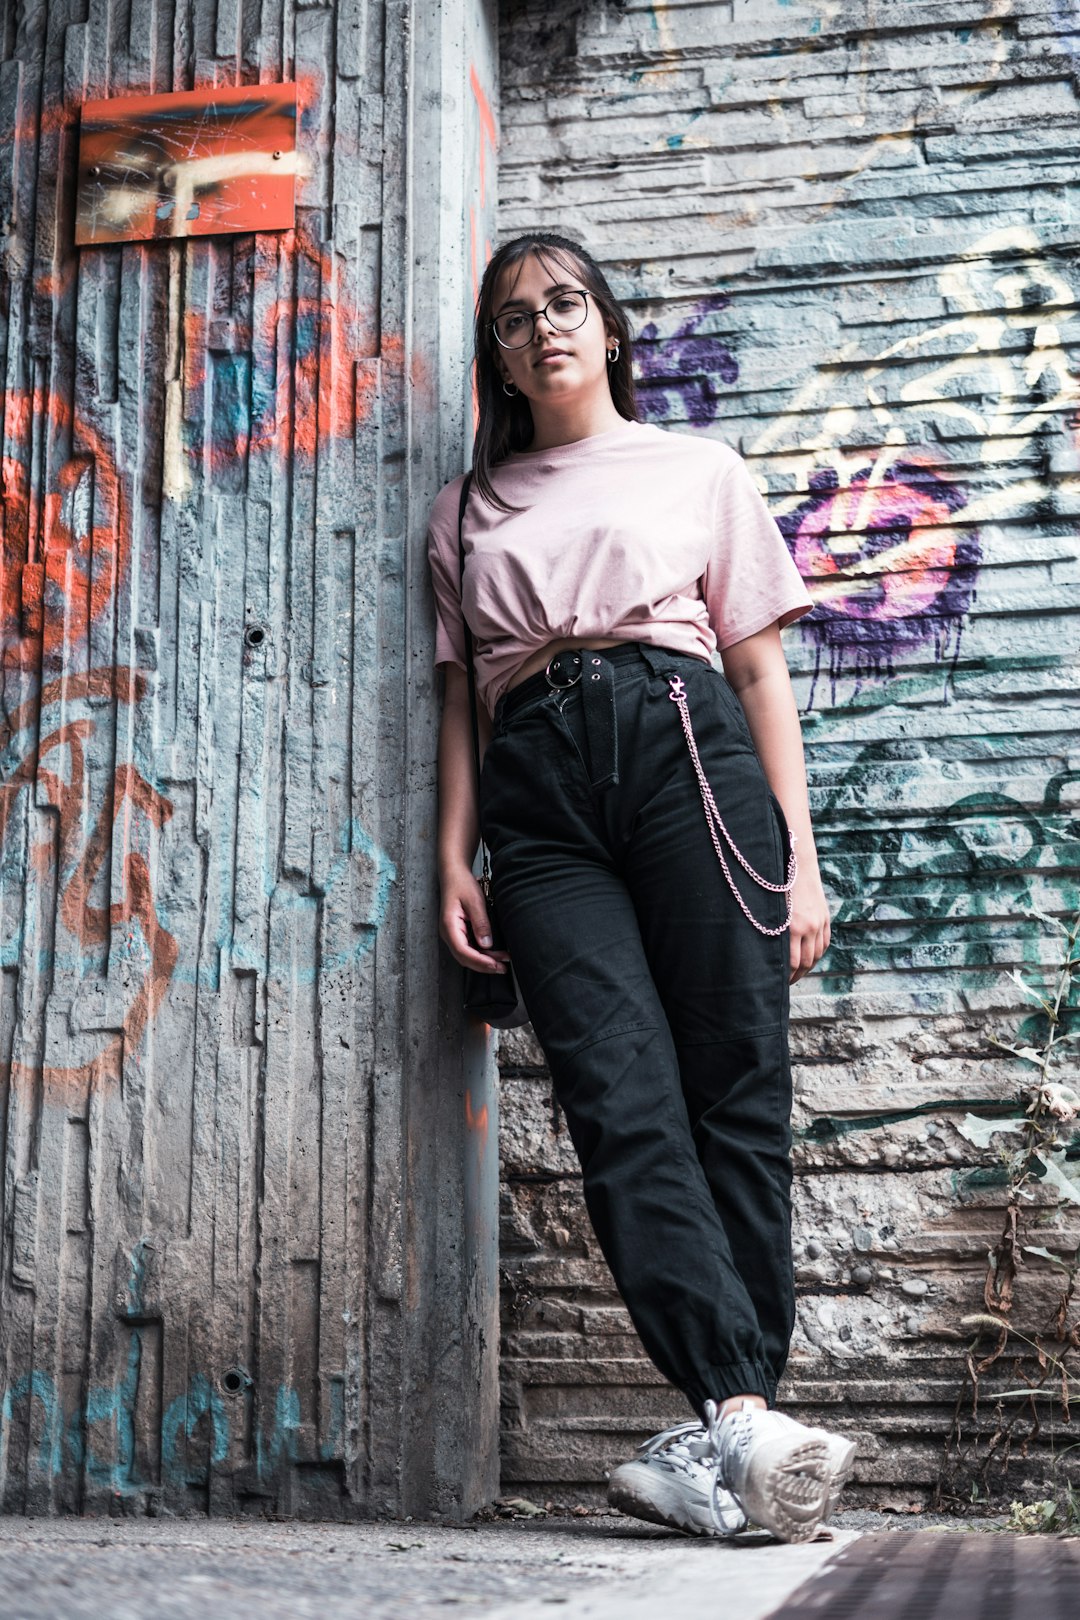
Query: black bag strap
456 470 489 881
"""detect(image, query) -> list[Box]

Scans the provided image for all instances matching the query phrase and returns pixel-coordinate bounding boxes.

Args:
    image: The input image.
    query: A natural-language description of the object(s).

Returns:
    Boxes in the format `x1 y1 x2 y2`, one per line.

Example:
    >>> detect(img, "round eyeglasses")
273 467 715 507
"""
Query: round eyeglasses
491 289 591 350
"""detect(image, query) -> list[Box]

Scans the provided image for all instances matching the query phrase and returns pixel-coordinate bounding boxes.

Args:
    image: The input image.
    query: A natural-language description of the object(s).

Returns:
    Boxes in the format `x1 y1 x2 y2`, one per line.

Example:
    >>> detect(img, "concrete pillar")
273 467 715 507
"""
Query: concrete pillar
0 0 499 1520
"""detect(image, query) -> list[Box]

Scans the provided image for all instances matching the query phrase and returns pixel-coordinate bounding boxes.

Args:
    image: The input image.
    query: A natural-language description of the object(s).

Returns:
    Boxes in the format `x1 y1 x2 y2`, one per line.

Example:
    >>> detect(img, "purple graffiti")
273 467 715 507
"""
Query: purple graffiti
777 458 980 709
635 296 739 426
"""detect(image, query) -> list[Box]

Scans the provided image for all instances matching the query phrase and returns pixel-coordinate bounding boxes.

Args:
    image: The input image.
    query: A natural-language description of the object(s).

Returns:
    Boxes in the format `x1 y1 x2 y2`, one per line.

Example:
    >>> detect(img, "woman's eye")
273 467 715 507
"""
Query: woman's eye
503 314 527 332
552 298 577 312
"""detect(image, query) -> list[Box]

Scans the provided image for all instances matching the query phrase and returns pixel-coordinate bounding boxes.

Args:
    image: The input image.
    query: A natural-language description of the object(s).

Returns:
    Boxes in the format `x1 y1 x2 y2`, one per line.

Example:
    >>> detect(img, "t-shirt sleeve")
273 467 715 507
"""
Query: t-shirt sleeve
426 480 468 671
701 454 813 649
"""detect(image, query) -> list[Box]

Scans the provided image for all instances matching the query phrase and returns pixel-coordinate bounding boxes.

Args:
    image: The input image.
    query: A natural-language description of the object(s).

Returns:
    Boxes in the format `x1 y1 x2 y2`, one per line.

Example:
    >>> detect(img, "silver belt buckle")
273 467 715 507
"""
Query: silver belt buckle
545 652 583 691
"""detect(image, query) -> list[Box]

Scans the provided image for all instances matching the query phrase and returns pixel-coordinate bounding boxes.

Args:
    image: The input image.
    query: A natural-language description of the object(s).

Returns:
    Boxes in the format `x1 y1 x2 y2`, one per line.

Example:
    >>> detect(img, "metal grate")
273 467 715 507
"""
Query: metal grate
767 1531 1080 1619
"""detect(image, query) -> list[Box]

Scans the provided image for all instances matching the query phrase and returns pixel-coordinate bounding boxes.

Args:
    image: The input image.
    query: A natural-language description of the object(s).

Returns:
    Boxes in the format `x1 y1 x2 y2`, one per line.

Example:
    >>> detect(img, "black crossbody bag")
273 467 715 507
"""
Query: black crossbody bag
456 472 530 1030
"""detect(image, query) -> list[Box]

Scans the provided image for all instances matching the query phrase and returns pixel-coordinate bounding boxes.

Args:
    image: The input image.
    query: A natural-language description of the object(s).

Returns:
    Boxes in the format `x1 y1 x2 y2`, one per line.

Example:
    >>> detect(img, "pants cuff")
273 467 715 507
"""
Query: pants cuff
682 1360 773 1421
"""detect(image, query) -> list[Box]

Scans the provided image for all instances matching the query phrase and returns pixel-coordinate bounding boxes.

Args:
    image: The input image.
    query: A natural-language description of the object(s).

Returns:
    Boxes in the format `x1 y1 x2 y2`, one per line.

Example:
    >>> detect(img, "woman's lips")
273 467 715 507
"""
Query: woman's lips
535 350 570 365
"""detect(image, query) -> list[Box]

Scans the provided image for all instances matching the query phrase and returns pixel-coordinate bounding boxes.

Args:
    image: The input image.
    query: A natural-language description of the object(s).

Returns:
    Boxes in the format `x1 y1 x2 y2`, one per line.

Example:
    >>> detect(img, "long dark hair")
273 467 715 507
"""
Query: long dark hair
472 232 638 510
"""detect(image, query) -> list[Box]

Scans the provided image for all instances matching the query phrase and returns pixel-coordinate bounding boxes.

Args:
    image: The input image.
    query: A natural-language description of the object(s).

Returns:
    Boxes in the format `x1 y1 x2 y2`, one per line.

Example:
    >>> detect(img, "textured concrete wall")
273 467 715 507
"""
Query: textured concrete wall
495 0 1080 1506
0 0 501 1518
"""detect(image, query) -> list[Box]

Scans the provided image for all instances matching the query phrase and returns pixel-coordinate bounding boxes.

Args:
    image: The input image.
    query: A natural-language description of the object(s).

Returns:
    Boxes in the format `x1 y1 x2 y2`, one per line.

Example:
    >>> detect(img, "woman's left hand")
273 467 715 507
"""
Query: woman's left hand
788 863 831 985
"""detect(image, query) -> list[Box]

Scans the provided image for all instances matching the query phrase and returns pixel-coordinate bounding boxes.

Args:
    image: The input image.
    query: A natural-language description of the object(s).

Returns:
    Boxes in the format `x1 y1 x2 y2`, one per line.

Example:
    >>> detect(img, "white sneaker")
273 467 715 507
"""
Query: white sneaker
824 1433 857 1516
609 1415 857 1538
607 1420 750 1538
706 1398 830 1545
770 1413 858 1518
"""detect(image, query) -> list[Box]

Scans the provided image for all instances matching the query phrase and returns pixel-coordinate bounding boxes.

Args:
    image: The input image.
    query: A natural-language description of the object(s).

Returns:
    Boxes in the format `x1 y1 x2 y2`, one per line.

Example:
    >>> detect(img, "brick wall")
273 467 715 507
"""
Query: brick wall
495 0 1080 1508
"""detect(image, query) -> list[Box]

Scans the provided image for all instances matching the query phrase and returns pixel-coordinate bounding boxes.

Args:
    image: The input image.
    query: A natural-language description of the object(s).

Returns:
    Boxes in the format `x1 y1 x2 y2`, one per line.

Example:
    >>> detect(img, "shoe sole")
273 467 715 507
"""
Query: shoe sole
731 1437 830 1545
607 1468 741 1539
825 1437 857 1518
770 1415 857 1523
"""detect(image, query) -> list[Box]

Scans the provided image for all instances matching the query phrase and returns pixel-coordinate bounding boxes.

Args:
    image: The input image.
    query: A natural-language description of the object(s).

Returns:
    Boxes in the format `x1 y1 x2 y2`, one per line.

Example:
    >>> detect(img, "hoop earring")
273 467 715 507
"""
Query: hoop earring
607 341 621 364
502 379 519 397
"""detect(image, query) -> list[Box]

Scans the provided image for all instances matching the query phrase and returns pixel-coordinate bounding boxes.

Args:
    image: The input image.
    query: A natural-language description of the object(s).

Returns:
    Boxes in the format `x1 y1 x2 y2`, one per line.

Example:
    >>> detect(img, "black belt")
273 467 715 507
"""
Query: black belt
499 642 652 792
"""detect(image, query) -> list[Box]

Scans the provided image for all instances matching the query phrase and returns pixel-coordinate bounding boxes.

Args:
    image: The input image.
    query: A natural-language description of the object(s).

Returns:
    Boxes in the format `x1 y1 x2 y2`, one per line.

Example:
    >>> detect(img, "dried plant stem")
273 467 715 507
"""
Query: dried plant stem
936 908 1080 1512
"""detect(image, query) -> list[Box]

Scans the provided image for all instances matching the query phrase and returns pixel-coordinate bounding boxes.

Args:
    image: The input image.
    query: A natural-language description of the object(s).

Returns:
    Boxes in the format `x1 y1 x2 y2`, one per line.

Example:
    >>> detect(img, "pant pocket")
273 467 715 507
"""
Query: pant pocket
709 669 756 751
768 790 791 879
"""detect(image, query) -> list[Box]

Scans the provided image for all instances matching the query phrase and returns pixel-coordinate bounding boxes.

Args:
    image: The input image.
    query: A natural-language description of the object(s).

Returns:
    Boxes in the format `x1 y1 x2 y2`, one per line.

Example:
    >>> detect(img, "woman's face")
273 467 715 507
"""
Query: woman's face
490 252 615 406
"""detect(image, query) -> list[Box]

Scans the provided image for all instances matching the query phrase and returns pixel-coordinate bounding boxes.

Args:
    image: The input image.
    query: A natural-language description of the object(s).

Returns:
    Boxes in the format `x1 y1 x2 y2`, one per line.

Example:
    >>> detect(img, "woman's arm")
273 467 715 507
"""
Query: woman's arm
719 623 831 984
437 663 511 974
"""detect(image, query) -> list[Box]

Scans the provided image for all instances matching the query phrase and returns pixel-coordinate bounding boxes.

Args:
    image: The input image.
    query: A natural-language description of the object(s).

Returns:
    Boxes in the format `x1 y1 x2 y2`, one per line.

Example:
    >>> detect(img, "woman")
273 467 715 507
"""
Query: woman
427 232 855 1543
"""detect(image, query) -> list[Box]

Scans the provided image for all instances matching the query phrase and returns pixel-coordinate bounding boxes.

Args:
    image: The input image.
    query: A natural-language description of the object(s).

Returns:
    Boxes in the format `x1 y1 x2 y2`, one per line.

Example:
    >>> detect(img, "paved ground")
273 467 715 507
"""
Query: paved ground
0 1509 1008 1620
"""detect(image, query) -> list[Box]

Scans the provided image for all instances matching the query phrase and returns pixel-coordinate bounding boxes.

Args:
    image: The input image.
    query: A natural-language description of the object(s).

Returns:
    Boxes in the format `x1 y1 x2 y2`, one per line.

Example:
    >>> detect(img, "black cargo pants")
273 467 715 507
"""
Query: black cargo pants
481 643 796 1418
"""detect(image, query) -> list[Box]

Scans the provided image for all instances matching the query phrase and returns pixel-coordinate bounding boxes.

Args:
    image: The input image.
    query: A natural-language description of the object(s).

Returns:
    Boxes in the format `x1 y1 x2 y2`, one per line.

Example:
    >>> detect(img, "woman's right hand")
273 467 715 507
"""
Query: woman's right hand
439 864 512 974
436 666 510 973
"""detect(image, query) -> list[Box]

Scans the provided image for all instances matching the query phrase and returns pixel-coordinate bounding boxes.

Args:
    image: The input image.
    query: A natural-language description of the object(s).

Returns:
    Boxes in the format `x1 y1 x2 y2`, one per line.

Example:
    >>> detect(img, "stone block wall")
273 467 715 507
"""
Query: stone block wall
495 0 1080 1507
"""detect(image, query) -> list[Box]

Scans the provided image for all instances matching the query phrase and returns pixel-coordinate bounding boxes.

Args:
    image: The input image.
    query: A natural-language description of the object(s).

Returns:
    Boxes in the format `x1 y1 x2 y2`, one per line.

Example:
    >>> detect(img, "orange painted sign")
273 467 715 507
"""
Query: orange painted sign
76 82 297 246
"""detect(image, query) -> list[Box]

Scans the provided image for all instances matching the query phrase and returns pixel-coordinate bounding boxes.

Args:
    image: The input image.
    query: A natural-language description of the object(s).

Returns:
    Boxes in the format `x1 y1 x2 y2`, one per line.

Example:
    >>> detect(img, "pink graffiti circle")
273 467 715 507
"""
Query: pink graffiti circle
789 467 967 622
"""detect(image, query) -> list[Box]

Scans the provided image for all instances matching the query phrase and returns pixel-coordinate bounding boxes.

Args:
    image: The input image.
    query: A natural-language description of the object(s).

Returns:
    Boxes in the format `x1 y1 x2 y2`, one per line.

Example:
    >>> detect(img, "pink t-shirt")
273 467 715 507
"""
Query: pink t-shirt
427 418 812 716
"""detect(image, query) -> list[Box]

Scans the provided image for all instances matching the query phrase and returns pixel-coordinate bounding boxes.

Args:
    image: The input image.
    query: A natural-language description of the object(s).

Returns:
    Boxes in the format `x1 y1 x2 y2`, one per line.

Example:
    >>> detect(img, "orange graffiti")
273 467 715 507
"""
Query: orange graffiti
0 390 128 673
178 220 425 472
465 1089 489 1163
469 65 498 211
468 63 498 428
0 670 177 1098
1 64 425 1111
468 64 497 308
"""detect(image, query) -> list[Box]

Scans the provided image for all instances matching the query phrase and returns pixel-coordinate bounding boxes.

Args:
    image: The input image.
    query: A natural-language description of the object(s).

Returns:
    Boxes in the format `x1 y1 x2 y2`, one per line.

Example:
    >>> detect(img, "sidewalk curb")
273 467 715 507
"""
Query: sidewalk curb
482 1528 864 1620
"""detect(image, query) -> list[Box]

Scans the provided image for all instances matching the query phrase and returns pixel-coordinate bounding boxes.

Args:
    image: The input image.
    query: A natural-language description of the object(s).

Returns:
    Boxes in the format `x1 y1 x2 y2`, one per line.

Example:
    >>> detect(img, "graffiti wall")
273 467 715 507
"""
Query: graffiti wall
496 0 1080 1506
0 0 501 1517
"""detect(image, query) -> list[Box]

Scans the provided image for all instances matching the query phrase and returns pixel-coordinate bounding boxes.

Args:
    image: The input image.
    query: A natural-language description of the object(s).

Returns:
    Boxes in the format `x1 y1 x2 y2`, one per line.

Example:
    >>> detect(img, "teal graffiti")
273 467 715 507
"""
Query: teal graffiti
256 1384 300 1478
127 1238 150 1315
70 1333 140 1489
952 1166 1011 1197
152 814 397 991
665 109 705 150
1 1371 62 1477
161 1374 229 1486
1 1368 342 1489
321 1374 345 1462
3 1245 331 1491
815 755 1080 994
321 820 398 974
797 1097 1022 1145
